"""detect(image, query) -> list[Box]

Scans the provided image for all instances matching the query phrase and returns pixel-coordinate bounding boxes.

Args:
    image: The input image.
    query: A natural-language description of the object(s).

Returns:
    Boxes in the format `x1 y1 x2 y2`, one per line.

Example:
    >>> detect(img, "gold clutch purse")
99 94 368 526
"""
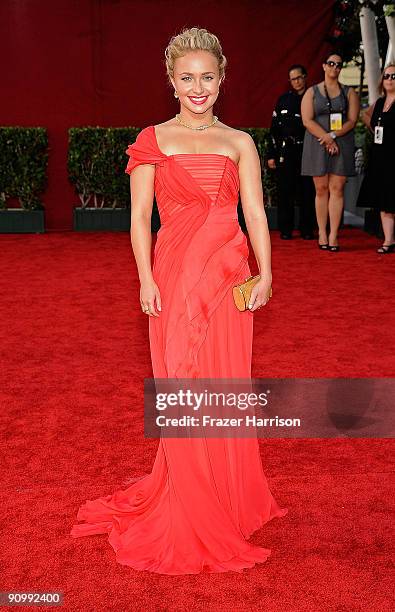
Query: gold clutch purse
232 274 272 311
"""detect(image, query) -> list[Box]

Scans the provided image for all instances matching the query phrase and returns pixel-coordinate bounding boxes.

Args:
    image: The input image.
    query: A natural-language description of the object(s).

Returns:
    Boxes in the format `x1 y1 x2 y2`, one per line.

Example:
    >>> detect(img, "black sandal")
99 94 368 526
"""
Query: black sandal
377 243 395 254
328 245 340 252
318 242 329 250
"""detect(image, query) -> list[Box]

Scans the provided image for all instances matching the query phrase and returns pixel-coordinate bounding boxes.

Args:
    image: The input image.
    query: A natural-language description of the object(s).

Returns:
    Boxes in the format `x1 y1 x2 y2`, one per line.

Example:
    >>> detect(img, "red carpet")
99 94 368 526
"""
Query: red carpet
1 227 393 611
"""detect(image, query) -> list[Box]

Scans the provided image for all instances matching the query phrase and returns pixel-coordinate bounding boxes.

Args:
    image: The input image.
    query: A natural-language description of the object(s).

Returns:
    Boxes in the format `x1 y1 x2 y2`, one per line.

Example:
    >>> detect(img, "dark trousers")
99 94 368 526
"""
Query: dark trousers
276 147 316 236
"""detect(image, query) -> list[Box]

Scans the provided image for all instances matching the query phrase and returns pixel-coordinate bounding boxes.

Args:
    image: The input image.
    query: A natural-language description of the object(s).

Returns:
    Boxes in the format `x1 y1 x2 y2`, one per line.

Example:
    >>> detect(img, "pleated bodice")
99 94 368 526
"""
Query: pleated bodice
170 153 239 207
125 125 240 225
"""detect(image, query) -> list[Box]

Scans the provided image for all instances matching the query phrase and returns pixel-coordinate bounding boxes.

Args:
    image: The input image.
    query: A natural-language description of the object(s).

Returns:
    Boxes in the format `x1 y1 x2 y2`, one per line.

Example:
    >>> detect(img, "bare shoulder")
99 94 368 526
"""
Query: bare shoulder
347 85 358 99
218 123 251 141
301 87 314 109
218 123 256 154
217 125 260 170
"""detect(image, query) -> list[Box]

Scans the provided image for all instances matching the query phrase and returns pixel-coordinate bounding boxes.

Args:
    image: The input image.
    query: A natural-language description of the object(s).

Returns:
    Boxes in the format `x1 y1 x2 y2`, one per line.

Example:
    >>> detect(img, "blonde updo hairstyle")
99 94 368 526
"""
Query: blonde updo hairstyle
164 27 227 89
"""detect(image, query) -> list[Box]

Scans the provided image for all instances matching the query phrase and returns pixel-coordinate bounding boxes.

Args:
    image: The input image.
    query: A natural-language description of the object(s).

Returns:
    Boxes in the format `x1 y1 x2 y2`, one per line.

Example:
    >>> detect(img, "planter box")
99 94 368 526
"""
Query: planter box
0 209 45 233
74 207 130 231
73 206 161 232
73 205 316 233
344 175 364 218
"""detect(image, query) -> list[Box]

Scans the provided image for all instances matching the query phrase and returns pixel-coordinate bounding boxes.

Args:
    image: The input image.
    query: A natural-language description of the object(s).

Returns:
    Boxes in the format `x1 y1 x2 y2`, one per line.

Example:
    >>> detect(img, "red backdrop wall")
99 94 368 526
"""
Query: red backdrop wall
0 0 334 230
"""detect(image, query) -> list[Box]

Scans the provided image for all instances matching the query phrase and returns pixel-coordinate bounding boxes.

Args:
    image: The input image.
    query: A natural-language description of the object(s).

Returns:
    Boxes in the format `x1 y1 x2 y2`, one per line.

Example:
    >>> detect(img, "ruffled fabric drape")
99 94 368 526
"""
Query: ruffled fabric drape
70 125 288 574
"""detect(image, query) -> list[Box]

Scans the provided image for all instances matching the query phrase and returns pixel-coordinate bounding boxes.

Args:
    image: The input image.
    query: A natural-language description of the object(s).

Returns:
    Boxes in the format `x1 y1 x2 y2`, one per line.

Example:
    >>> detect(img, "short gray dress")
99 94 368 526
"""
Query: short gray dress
301 83 356 177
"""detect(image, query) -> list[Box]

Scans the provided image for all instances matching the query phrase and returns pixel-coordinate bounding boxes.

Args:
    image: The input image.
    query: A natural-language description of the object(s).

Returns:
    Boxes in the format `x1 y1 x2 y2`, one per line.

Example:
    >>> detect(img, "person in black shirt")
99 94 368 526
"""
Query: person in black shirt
267 64 316 239
357 63 395 253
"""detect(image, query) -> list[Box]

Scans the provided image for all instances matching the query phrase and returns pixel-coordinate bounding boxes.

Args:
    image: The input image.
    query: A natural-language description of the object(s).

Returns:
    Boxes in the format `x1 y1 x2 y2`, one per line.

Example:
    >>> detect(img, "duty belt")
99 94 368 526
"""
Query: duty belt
282 136 304 146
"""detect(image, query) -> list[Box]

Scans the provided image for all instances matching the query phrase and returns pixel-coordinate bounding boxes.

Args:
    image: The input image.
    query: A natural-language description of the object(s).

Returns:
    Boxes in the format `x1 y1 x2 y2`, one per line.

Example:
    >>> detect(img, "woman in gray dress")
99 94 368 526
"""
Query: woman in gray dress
301 52 360 251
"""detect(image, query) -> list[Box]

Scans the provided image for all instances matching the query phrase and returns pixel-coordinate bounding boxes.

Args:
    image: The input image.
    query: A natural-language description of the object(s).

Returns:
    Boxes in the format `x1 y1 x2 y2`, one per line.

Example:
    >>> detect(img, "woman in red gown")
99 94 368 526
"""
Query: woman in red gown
70 27 288 574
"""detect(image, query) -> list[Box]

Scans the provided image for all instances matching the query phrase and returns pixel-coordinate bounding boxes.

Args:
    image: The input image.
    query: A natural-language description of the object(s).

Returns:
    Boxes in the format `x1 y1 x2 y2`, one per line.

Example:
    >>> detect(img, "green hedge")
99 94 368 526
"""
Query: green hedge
1 124 371 215
68 127 140 208
242 127 278 206
67 126 278 208
0 127 48 210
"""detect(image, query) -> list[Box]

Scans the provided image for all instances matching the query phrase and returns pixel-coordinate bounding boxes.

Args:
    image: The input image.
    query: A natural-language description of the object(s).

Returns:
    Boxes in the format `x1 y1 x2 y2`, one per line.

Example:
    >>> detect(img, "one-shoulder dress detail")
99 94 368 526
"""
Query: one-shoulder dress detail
70 125 288 575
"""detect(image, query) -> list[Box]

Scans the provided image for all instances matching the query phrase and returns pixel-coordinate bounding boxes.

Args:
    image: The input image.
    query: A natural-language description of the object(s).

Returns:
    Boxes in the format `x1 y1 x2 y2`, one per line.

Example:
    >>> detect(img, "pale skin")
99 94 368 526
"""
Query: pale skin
129 49 272 317
267 67 307 170
361 65 395 249
301 54 360 247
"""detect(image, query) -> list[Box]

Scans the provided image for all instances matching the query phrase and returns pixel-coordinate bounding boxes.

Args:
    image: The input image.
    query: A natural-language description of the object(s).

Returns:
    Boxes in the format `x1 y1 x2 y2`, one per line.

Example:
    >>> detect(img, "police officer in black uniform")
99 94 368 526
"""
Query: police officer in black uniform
267 64 316 239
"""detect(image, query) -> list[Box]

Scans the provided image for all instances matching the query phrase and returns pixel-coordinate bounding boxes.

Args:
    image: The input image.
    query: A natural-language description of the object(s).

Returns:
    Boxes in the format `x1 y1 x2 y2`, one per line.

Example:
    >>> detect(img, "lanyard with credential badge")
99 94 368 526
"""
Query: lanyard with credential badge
324 84 347 131
374 100 385 144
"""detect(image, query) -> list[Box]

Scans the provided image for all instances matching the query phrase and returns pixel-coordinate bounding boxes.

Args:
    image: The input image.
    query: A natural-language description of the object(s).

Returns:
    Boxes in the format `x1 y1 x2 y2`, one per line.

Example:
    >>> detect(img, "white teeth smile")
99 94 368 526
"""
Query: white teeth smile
190 96 208 101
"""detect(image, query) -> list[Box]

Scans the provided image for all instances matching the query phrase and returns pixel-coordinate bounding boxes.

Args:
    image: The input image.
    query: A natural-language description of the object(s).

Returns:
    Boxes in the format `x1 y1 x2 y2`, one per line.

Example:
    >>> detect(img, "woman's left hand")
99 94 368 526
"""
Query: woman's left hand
326 141 339 156
248 278 272 311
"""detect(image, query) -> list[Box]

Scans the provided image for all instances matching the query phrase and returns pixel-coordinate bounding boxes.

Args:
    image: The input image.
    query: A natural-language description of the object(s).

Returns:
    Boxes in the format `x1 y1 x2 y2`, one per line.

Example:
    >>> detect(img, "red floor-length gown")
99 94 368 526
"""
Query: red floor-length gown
70 125 288 574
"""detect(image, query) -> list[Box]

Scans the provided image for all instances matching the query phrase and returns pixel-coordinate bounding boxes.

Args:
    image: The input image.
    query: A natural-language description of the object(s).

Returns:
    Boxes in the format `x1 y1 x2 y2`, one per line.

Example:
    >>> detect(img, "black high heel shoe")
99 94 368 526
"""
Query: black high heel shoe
377 243 395 254
328 245 340 252
318 242 329 250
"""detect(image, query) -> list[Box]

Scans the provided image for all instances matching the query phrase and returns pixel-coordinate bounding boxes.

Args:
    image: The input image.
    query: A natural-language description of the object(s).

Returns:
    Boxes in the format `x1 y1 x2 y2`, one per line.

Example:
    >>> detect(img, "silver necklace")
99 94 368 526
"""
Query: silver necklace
175 113 219 130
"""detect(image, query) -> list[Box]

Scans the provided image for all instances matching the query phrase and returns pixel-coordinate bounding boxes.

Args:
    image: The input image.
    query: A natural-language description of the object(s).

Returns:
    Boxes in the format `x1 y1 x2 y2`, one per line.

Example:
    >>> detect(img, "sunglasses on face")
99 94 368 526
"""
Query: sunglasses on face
326 60 343 69
383 73 395 80
290 75 305 82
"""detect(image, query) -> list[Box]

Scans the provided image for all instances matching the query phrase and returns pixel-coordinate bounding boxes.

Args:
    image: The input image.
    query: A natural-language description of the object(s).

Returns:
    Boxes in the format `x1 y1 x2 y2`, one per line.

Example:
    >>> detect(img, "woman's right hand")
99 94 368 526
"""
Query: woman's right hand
140 280 161 317
318 133 335 147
